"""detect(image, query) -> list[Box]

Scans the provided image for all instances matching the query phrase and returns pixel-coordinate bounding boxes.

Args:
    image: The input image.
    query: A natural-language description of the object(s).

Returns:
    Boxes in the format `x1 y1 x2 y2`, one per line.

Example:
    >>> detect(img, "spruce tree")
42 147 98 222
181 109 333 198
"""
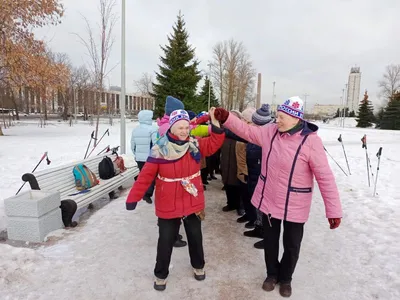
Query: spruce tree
152 12 201 117
374 107 385 128
381 93 400 130
356 91 375 128
195 76 219 113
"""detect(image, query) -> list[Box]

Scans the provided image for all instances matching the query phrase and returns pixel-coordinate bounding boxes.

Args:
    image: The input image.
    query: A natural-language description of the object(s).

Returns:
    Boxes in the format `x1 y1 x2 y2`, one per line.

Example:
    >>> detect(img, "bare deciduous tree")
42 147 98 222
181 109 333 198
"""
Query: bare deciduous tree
74 0 117 144
71 65 91 120
378 64 400 102
48 51 72 120
133 72 154 95
210 39 256 110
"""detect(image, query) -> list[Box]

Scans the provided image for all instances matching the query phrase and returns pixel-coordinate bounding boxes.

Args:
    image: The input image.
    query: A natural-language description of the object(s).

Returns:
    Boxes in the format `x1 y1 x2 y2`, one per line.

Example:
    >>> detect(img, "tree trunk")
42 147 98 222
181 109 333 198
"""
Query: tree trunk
10 90 20 120
0 125 3 136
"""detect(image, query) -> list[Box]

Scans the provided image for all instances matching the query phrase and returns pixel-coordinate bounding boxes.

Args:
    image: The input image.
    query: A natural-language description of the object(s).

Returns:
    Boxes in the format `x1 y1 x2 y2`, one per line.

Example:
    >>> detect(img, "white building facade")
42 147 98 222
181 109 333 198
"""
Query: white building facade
347 67 361 113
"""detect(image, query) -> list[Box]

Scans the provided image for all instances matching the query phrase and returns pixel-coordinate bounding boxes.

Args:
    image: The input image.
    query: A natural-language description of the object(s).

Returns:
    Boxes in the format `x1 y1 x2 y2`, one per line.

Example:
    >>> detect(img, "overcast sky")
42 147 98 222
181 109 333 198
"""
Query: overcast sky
36 0 400 110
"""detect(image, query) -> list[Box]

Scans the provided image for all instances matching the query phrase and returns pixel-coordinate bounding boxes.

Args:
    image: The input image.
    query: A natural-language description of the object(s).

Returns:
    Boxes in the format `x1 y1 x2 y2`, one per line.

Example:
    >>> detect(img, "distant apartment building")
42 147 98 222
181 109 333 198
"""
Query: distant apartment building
312 104 342 116
347 67 361 113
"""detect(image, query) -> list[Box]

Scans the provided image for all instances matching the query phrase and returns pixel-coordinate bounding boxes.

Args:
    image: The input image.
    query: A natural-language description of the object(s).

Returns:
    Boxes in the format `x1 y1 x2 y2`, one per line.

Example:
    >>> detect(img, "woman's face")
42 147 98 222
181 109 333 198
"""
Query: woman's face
171 120 190 140
276 111 300 132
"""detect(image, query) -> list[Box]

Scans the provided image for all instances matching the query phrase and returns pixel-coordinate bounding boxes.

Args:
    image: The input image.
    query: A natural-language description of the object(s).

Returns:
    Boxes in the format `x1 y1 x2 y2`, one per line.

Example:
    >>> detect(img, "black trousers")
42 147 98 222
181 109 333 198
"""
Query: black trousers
154 214 205 279
201 167 208 184
262 215 304 283
225 184 241 209
206 153 218 176
240 181 256 221
135 161 155 198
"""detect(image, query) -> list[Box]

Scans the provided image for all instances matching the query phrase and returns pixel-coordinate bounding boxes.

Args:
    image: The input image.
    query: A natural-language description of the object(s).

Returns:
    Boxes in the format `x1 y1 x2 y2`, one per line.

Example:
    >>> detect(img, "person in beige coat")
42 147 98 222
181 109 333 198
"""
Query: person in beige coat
235 107 256 228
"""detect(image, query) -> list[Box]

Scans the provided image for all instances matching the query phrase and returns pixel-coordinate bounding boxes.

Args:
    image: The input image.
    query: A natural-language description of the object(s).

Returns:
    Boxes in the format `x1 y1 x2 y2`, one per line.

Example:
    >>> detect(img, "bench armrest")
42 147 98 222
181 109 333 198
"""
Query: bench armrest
22 173 41 190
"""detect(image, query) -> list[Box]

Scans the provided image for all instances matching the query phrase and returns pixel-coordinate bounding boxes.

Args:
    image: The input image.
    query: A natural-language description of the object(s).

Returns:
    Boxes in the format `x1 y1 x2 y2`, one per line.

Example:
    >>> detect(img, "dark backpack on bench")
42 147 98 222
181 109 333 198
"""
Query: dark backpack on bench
99 156 115 179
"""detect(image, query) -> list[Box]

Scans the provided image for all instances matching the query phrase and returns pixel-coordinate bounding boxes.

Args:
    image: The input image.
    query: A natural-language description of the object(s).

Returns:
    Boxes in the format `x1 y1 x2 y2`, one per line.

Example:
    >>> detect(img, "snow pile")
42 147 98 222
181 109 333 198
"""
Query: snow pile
0 244 45 287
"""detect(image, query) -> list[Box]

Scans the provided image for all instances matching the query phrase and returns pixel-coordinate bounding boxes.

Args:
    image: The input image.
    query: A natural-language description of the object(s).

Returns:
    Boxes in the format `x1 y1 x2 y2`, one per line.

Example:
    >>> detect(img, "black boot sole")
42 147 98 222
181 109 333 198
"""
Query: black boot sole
153 283 166 291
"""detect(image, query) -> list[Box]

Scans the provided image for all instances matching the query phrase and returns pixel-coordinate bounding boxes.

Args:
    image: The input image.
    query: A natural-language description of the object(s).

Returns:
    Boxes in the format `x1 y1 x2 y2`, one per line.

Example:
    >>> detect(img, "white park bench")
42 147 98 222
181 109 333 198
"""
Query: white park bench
22 152 139 209
4 148 139 242
21 148 139 220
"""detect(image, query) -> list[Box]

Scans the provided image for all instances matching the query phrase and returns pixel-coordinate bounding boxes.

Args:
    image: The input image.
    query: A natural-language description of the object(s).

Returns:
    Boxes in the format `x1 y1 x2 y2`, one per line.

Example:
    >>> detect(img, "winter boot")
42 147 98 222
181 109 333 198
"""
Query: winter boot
254 239 264 249
245 220 255 229
154 277 167 291
143 195 152 204
279 283 292 297
173 238 187 248
143 195 153 204
243 226 263 238
237 208 245 216
262 277 278 292
237 214 248 223
222 205 235 212
193 268 206 281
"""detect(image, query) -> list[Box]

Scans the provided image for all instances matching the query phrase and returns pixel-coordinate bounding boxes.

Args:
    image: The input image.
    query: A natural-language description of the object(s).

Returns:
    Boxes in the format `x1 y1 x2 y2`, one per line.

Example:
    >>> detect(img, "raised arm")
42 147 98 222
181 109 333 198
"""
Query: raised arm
214 108 264 146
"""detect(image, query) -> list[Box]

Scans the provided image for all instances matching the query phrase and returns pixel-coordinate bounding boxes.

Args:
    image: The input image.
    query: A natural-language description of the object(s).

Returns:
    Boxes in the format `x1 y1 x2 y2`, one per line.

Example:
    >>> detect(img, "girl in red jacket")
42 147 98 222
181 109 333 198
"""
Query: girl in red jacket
126 108 225 291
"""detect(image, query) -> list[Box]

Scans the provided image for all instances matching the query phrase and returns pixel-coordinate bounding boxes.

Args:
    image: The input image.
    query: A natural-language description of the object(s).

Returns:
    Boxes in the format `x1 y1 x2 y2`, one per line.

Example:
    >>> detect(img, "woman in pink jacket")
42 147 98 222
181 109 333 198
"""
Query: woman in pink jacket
213 96 342 298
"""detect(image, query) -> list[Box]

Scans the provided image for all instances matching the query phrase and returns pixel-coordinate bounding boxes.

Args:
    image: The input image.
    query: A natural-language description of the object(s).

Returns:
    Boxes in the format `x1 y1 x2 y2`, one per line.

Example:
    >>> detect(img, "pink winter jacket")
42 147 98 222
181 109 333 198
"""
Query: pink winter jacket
223 114 343 223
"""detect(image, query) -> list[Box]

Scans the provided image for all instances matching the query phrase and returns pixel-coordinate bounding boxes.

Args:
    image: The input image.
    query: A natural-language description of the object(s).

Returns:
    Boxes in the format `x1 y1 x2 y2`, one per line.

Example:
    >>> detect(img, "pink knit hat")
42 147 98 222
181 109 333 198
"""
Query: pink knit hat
242 107 256 123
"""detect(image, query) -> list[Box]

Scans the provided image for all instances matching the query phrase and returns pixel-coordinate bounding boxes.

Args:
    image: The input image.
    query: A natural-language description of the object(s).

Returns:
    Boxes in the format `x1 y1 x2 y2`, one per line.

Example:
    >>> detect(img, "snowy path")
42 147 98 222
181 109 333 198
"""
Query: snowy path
2 172 399 300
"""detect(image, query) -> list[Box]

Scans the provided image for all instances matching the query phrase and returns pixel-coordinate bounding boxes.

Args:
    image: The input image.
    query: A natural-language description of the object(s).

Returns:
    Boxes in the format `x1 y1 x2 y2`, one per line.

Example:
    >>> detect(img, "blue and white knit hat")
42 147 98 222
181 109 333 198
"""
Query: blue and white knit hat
252 104 272 125
277 96 304 120
169 109 190 127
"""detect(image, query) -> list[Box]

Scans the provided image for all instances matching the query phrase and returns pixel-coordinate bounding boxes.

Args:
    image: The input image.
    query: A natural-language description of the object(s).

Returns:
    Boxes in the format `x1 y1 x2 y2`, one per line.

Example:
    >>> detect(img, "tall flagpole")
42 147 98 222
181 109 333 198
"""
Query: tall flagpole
120 0 126 154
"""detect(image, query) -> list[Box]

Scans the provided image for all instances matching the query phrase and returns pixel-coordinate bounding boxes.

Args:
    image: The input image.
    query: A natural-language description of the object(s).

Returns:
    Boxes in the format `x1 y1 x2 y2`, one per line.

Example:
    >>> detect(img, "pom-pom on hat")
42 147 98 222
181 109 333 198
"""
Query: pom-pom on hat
252 104 273 125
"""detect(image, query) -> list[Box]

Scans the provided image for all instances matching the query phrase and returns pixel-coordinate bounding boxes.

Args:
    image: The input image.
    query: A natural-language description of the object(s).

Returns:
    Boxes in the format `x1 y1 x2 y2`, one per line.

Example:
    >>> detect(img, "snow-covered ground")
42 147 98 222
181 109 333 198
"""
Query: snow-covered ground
1 119 400 299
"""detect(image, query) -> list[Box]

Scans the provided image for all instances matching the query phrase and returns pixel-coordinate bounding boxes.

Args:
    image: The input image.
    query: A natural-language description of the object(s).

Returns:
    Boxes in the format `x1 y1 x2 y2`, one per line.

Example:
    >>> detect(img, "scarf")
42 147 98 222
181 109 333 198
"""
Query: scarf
147 131 201 164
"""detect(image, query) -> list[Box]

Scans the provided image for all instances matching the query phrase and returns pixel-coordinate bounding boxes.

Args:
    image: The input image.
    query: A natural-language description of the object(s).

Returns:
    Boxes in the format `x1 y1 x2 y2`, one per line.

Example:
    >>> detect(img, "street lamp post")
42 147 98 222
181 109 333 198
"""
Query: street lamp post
343 83 348 128
207 63 211 111
120 0 126 154
272 81 276 113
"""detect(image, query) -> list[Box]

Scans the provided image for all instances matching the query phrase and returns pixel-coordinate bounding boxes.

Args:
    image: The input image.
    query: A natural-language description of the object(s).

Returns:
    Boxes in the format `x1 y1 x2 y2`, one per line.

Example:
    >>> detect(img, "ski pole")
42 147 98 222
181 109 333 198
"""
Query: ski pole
338 134 351 175
361 134 374 187
84 131 95 159
87 129 110 158
16 151 51 195
324 146 348 176
96 145 110 156
373 147 382 196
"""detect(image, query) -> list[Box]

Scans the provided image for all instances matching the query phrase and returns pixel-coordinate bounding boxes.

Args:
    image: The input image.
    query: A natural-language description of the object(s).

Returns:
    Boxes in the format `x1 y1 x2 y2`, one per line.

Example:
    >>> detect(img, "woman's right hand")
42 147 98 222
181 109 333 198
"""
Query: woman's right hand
208 107 220 127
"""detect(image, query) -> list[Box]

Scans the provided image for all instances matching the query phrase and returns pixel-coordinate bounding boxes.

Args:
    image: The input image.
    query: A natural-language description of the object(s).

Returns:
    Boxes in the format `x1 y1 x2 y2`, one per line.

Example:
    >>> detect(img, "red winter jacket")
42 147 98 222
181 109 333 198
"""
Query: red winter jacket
126 125 225 219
